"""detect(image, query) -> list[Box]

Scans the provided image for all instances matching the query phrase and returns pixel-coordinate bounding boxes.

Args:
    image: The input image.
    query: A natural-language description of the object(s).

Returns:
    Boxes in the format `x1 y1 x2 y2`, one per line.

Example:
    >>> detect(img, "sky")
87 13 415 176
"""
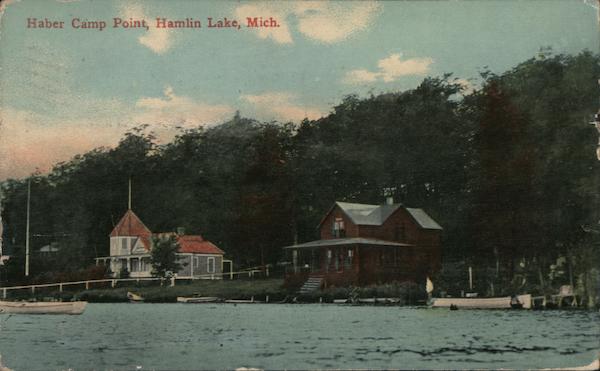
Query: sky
0 0 598 180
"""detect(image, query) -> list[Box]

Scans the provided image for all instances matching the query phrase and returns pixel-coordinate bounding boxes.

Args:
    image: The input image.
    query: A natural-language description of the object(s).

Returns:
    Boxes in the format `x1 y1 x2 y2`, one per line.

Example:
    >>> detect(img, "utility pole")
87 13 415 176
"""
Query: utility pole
590 0 600 159
25 178 31 277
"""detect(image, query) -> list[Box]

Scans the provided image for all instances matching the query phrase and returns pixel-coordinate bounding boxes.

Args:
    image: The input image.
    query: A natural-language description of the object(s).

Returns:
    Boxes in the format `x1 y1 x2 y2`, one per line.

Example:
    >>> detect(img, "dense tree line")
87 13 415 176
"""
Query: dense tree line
1 52 599 297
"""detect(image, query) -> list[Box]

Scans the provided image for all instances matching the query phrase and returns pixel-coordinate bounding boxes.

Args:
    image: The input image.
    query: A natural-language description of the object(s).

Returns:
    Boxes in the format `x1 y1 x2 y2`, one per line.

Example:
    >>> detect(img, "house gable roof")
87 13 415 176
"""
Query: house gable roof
110 209 152 238
131 237 151 253
177 235 224 255
405 208 443 230
109 210 225 255
319 201 442 230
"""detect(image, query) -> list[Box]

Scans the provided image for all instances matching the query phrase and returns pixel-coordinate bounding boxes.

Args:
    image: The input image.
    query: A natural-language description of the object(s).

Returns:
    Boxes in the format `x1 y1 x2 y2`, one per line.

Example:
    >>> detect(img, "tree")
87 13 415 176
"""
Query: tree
150 235 182 278
468 79 535 278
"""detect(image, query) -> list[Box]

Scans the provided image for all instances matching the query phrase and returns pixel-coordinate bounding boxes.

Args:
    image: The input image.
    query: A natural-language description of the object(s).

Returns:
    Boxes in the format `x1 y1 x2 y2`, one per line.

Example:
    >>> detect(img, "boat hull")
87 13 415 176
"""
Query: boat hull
177 296 220 303
432 295 531 309
127 292 144 303
0 301 87 315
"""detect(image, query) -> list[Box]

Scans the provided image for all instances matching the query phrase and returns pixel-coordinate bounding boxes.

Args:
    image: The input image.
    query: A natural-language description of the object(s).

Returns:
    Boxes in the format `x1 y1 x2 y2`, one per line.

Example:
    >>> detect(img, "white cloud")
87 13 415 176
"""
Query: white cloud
454 78 477 95
234 1 381 44
241 92 325 122
135 86 234 127
344 53 434 84
377 54 433 82
295 2 381 44
121 3 174 54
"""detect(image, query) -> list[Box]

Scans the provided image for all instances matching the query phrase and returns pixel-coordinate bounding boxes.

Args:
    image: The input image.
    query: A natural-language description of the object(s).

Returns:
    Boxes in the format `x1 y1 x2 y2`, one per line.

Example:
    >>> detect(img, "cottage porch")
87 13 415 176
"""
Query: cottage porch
95 254 152 278
283 237 422 286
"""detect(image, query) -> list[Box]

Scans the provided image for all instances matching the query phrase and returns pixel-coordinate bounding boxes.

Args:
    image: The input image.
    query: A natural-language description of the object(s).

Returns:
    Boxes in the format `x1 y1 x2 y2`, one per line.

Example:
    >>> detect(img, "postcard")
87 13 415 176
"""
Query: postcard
0 0 599 370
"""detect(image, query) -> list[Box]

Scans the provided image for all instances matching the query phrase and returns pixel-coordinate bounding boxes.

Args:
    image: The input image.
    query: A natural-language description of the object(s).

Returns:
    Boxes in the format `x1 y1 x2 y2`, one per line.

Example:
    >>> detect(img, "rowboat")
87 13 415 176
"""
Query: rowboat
0 300 87 315
0 354 11 371
358 297 401 304
431 294 531 309
333 299 350 304
177 296 220 303
224 299 260 304
127 292 144 303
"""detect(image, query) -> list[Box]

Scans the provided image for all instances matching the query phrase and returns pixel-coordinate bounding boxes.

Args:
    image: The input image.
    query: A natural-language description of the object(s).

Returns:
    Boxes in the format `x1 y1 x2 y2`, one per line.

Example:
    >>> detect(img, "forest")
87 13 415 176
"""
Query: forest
1 51 599 299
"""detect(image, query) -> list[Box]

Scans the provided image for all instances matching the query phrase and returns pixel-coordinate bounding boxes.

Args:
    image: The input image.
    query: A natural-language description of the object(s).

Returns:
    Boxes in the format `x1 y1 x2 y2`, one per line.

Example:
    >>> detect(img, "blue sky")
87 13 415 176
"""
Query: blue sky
0 0 597 180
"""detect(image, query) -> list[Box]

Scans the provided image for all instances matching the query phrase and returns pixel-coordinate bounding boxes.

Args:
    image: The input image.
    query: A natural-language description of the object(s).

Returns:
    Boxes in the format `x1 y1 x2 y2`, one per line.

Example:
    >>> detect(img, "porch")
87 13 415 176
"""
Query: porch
95 254 152 278
283 237 419 286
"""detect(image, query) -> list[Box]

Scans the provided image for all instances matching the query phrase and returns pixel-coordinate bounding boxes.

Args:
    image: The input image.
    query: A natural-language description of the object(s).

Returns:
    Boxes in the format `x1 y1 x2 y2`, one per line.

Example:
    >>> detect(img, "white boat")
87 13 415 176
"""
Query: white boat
0 353 12 371
177 296 220 303
0 300 87 315
127 292 144 302
224 299 260 304
358 297 401 304
431 294 531 309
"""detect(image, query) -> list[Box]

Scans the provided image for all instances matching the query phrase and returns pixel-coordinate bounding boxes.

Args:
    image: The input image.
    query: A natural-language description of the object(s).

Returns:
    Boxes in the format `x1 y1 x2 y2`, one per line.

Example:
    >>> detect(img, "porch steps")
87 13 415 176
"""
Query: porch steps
298 276 323 294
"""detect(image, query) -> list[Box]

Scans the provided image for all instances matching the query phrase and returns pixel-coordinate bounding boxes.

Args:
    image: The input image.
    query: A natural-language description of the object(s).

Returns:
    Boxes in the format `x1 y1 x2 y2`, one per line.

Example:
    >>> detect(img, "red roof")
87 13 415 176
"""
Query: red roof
177 235 224 255
110 209 152 238
110 210 223 254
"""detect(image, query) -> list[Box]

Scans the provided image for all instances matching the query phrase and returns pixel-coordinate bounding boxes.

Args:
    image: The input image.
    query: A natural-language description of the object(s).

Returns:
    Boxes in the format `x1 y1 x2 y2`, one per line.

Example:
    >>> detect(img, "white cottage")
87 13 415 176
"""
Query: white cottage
96 209 225 278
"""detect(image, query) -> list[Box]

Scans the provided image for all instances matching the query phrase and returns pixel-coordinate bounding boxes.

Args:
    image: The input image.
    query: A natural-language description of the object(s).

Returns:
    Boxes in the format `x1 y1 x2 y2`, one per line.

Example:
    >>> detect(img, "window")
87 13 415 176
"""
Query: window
207 257 215 273
395 223 406 241
121 238 128 251
193 256 200 269
332 218 346 238
141 258 151 271
131 258 139 272
345 249 353 269
334 249 340 271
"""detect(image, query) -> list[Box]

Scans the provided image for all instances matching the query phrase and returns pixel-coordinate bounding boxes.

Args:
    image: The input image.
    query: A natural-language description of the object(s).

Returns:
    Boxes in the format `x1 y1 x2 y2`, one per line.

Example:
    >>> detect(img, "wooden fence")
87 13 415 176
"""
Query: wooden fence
0 269 264 299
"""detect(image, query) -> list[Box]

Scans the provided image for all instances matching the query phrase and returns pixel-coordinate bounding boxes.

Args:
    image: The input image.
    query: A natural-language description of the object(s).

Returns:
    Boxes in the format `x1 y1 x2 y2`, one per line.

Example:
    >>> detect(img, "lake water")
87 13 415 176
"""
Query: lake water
0 303 598 370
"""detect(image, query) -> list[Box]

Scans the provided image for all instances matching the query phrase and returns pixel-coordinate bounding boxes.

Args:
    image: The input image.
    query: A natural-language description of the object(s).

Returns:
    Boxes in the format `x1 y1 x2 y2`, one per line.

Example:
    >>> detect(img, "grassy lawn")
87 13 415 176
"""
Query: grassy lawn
75 278 288 303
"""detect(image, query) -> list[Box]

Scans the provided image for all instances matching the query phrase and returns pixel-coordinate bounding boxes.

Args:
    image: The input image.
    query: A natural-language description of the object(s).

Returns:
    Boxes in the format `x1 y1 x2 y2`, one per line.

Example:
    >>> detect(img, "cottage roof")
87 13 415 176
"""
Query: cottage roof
327 201 442 230
177 235 224 255
405 207 443 230
336 202 402 226
283 237 413 249
110 209 152 237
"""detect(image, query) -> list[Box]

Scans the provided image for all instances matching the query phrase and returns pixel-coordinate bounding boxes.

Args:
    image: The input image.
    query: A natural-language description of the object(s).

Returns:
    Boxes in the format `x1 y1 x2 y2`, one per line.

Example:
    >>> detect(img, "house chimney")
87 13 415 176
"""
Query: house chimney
177 227 186 236
382 186 396 205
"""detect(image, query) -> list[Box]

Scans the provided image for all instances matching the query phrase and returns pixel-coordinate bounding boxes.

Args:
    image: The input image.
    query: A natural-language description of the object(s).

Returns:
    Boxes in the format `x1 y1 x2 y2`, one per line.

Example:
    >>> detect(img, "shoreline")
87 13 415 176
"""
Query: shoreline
0 279 596 309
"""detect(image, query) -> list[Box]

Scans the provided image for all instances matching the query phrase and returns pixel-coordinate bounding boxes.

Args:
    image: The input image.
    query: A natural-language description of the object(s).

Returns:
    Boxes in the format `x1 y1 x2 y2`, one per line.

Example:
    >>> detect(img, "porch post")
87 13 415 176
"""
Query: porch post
190 255 194 277
292 249 298 273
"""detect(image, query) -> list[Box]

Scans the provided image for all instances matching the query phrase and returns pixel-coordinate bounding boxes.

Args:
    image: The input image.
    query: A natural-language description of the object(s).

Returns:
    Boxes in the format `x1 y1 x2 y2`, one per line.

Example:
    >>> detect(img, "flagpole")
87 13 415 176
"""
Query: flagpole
128 177 132 210
25 178 31 277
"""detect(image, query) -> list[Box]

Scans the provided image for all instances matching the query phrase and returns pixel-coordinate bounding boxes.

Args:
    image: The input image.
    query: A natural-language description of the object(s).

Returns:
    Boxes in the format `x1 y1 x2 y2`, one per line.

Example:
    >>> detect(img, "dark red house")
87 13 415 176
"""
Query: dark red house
284 201 442 287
